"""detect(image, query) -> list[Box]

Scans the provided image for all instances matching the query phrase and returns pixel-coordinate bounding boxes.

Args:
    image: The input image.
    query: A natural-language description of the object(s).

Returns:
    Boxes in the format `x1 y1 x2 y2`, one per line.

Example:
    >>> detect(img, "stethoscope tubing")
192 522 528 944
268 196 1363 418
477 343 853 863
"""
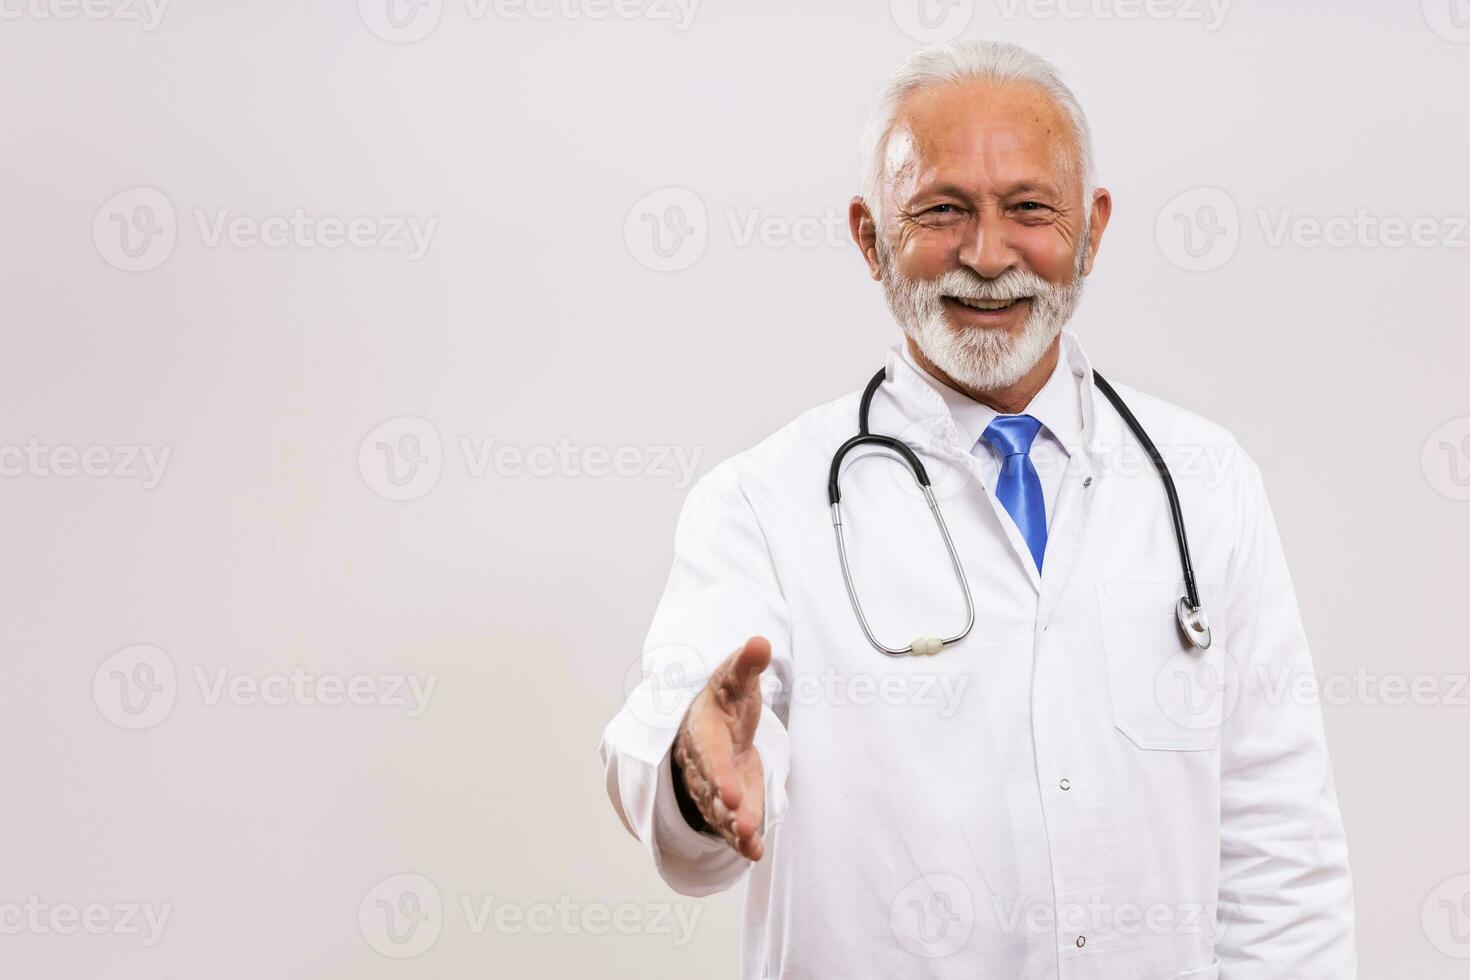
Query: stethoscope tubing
829 363 1211 655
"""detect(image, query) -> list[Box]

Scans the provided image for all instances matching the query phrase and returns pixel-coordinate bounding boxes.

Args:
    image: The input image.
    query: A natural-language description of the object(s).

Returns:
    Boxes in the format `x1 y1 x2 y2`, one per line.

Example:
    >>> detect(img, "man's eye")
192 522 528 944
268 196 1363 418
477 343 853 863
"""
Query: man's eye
925 204 960 215
1015 201 1048 212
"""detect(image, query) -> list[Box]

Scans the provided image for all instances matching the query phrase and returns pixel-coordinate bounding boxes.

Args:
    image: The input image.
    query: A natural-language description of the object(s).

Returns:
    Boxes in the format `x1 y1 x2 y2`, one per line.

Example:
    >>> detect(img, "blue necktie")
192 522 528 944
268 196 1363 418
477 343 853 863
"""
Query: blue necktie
982 415 1048 572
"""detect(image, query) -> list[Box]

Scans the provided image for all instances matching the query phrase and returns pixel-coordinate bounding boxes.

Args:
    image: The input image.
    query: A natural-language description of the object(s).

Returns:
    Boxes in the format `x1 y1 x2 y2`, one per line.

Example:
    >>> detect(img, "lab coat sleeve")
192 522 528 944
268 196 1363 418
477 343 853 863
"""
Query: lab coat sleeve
599 463 793 897
1215 454 1357 976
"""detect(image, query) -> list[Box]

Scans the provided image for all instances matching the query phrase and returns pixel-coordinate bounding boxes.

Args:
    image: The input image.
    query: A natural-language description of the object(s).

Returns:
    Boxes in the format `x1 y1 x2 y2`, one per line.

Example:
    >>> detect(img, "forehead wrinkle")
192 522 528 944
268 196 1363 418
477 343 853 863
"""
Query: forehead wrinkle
886 79 1081 203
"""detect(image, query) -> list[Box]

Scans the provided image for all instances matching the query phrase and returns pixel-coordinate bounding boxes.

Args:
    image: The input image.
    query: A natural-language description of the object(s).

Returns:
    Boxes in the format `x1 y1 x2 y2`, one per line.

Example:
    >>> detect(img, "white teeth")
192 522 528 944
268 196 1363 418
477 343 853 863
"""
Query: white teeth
953 296 1018 311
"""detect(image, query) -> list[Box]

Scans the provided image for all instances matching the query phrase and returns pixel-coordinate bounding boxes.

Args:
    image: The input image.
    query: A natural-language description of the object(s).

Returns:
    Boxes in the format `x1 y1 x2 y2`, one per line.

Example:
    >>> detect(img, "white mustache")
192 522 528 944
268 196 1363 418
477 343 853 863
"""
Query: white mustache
925 268 1052 304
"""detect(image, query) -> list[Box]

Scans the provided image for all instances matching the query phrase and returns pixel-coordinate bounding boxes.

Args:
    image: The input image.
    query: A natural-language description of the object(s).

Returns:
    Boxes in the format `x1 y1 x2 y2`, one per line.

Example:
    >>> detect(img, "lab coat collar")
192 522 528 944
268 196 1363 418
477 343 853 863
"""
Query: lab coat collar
881 329 1109 465
898 336 1085 458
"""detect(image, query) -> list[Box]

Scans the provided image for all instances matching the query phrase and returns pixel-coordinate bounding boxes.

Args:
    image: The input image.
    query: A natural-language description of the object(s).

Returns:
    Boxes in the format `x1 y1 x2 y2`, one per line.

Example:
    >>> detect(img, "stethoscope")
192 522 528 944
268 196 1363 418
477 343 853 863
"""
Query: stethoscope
827 366 1212 657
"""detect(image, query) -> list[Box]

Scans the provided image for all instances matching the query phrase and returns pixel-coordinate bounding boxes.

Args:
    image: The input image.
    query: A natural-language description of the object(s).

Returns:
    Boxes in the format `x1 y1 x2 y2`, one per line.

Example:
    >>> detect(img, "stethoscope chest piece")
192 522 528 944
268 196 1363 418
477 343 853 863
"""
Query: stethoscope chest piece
1176 597 1212 650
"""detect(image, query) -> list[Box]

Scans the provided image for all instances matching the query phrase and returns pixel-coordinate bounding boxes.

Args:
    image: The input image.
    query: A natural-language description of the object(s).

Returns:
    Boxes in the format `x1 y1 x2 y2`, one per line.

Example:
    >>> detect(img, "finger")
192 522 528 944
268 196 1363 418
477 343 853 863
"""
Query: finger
720 636 771 703
705 793 745 856
687 707 743 812
730 751 766 861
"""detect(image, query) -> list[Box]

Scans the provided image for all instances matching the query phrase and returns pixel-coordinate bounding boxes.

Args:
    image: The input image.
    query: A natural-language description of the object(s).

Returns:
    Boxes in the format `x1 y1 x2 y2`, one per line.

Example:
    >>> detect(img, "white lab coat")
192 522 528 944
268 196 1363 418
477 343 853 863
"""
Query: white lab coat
600 331 1356 979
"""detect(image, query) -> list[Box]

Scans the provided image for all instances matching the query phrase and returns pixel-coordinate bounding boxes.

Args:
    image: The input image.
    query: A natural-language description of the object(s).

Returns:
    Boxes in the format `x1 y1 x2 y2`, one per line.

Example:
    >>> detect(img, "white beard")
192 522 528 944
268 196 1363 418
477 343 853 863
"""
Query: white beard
878 237 1087 391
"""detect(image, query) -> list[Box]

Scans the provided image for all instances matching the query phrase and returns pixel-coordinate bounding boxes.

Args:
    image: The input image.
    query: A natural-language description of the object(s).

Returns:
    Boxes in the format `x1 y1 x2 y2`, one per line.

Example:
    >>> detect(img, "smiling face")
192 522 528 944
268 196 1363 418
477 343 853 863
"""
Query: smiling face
854 78 1111 395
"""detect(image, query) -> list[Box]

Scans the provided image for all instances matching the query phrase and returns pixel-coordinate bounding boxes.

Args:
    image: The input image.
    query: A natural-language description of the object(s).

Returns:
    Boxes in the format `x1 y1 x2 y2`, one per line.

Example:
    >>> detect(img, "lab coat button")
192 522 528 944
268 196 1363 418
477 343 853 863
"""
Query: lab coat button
1059 778 1071 791
1076 935 1086 947
1083 476 1093 488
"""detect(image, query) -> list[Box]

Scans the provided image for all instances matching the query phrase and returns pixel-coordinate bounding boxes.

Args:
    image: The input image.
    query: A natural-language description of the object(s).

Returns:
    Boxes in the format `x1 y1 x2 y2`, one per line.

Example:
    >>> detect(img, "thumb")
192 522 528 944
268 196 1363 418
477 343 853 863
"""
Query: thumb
721 636 771 702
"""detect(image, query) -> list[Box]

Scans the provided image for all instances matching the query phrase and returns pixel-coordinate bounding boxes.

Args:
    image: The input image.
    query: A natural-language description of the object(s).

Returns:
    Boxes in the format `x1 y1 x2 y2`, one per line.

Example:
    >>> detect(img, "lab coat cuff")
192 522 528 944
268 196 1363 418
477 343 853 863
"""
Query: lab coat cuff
653 746 731 861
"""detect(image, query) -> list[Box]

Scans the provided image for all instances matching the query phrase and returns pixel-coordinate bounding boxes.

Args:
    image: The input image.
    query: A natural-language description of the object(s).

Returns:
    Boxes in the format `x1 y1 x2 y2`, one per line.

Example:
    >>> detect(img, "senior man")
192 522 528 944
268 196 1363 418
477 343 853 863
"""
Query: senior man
601 40 1355 979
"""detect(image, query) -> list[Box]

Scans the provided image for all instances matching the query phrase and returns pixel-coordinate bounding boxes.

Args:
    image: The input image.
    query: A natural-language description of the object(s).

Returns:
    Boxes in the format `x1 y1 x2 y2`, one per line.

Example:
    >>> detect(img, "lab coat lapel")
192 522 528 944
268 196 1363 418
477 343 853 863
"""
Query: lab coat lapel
873 347 1045 596
982 484 1044 594
1036 450 1094 630
1037 333 1114 630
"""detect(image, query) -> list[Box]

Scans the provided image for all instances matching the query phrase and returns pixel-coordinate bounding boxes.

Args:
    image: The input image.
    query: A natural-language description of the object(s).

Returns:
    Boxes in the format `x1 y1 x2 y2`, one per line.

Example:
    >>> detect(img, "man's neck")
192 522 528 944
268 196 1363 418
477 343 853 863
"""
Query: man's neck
905 335 1061 415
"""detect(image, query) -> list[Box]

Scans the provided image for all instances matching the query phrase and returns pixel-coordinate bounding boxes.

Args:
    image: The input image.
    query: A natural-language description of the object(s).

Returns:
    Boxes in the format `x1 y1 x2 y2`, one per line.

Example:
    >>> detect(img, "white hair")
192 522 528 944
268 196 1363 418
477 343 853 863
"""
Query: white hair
858 40 1096 224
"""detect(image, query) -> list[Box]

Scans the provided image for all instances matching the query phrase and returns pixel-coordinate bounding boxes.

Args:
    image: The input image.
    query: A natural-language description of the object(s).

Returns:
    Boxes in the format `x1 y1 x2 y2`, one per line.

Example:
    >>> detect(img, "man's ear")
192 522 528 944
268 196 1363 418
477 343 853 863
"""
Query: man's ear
849 197 883 281
1081 187 1112 277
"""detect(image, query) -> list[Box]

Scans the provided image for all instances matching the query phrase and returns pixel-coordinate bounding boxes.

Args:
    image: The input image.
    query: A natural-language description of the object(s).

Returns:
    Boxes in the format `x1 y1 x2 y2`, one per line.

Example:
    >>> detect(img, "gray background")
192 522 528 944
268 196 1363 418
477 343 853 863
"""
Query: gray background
1 0 1467 976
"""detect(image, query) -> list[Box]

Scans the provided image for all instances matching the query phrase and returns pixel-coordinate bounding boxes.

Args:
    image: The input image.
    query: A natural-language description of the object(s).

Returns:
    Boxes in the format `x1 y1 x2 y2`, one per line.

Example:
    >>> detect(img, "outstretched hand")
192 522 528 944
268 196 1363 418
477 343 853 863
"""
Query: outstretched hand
671 636 771 861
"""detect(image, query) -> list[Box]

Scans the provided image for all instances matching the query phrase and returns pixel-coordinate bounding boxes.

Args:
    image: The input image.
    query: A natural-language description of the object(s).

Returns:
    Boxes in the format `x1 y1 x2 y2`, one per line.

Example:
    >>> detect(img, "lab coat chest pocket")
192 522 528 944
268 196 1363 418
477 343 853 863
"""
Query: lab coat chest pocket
1096 580 1227 751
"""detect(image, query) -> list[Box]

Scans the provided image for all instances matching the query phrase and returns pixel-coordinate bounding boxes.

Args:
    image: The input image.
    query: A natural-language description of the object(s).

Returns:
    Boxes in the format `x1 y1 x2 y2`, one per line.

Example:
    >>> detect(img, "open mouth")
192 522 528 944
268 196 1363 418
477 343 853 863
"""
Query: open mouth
946 295 1026 312
942 295 1031 320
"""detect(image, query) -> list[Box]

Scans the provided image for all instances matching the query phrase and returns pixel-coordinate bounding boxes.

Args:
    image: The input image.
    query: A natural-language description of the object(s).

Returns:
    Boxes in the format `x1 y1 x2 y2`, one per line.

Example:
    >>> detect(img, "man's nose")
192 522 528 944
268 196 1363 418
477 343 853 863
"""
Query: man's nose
956 209 1016 279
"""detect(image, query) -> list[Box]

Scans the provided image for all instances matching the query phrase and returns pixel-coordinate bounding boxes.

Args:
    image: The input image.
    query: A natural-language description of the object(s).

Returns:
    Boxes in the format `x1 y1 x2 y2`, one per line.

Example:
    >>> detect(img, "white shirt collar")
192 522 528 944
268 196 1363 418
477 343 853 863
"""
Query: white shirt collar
896 332 1087 456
